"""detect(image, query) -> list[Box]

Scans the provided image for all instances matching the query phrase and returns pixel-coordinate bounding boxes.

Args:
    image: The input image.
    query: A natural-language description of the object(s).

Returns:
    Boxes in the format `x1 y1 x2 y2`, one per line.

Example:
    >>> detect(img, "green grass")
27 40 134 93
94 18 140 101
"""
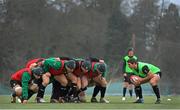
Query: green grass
0 95 180 109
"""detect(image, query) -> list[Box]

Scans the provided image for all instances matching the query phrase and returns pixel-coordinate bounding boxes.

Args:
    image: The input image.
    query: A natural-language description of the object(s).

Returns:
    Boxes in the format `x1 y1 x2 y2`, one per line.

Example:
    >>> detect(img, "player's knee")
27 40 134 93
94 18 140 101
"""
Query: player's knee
100 81 107 87
14 86 22 96
29 84 39 92
82 82 88 88
149 80 158 86
61 79 68 87
77 83 81 90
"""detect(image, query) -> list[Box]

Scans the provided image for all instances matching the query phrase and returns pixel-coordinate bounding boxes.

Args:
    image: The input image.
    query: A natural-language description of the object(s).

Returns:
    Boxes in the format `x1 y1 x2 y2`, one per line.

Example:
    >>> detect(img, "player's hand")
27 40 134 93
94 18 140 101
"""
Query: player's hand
22 100 28 104
130 75 141 86
45 72 51 77
147 73 154 79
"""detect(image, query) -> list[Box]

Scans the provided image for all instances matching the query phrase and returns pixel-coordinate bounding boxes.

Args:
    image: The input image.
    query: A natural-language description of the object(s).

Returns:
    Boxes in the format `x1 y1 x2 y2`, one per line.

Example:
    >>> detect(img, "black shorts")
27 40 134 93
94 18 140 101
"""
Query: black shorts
124 73 133 84
32 78 42 86
10 80 21 88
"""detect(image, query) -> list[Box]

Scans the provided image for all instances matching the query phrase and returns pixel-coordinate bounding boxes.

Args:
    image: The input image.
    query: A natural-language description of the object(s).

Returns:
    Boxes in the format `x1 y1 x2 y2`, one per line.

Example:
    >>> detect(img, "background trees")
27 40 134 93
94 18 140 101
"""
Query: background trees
0 0 180 94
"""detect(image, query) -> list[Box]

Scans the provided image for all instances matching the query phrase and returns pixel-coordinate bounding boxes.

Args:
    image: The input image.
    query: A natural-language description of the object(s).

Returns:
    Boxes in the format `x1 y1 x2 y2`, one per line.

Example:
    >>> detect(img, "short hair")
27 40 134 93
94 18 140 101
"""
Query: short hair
97 63 106 73
128 48 134 52
127 58 137 64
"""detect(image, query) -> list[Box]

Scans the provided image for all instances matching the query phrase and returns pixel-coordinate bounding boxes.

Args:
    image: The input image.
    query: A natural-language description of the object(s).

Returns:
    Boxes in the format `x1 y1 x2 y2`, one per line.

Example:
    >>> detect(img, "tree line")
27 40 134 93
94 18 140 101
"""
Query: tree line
0 0 180 94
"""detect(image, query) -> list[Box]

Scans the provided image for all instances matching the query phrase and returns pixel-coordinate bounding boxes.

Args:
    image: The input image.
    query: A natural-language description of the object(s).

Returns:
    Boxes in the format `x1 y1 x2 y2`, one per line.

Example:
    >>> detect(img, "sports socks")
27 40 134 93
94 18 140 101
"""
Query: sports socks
152 85 160 99
37 84 46 98
135 86 143 99
92 85 100 98
100 87 106 98
123 87 127 97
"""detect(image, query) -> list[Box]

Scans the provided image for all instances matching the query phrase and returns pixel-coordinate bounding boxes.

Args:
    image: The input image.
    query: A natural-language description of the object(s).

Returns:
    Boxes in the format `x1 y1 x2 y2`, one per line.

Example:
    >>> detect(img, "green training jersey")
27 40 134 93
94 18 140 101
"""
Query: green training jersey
21 72 31 100
131 62 160 78
43 57 62 72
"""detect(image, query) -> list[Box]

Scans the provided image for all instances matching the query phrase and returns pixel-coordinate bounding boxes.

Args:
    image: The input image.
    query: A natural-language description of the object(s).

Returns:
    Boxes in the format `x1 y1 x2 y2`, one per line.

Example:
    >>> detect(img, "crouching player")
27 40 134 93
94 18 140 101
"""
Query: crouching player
10 67 44 104
50 58 90 103
85 58 109 103
25 58 45 103
127 58 161 104
39 57 76 103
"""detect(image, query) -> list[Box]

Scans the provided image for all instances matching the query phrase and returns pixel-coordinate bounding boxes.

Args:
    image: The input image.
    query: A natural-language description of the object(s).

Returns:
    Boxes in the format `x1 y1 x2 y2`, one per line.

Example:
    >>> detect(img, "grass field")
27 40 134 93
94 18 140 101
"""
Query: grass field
0 95 180 109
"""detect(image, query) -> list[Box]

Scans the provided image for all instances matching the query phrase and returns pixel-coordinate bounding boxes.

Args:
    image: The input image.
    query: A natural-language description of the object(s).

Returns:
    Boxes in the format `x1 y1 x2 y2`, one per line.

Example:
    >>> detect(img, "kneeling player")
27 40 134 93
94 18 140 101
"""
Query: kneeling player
10 67 44 104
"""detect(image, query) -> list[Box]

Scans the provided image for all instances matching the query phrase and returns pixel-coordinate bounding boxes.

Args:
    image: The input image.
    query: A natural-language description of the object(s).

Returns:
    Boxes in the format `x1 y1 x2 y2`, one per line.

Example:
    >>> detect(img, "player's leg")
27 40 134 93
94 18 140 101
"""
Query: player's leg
10 80 22 103
36 72 50 103
28 82 39 100
122 81 128 100
127 74 133 98
73 77 81 97
122 73 131 101
149 73 161 104
66 73 79 102
128 83 133 97
134 85 144 103
93 75 109 103
50 79 65 103
78 75 88 102
54 74 69 102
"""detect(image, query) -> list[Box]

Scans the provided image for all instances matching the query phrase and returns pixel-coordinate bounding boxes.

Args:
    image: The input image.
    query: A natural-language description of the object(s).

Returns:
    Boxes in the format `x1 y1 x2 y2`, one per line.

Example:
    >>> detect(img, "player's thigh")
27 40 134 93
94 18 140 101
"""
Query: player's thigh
149 74 160 86
66 73 78 84
76 77 81 90
81 75 88 88
93 75 107 87
54 74 68 87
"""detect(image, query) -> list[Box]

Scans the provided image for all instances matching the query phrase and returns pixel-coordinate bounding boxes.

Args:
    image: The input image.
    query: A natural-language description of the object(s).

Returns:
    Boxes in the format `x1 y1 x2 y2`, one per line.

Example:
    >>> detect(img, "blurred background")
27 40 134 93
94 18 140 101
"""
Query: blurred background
0 0 180 96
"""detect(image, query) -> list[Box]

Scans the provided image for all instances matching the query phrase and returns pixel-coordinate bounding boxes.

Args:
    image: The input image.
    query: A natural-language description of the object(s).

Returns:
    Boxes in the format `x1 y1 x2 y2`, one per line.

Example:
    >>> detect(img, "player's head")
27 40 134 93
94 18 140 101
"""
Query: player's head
81 60 91 72
96 63 106 73
127 48 134 57
31 66 44 79
36 58 45 66
127 58 137 69
65 60 76 72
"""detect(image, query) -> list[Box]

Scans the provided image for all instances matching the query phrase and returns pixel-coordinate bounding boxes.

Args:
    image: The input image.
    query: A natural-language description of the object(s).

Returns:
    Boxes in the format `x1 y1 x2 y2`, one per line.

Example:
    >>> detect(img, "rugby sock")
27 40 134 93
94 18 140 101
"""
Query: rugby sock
129 89 133 97
71 83 78 97
75 87 87 97
28 90 35 99
59 85 68 97
123 87 127 97
67 83 77 97
92 85 100 98
134 88 139 98
51 80 61 99
135 86 143 99
81 87 87 91
152 85 160 99
100 87 106 98
37 84 46 98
